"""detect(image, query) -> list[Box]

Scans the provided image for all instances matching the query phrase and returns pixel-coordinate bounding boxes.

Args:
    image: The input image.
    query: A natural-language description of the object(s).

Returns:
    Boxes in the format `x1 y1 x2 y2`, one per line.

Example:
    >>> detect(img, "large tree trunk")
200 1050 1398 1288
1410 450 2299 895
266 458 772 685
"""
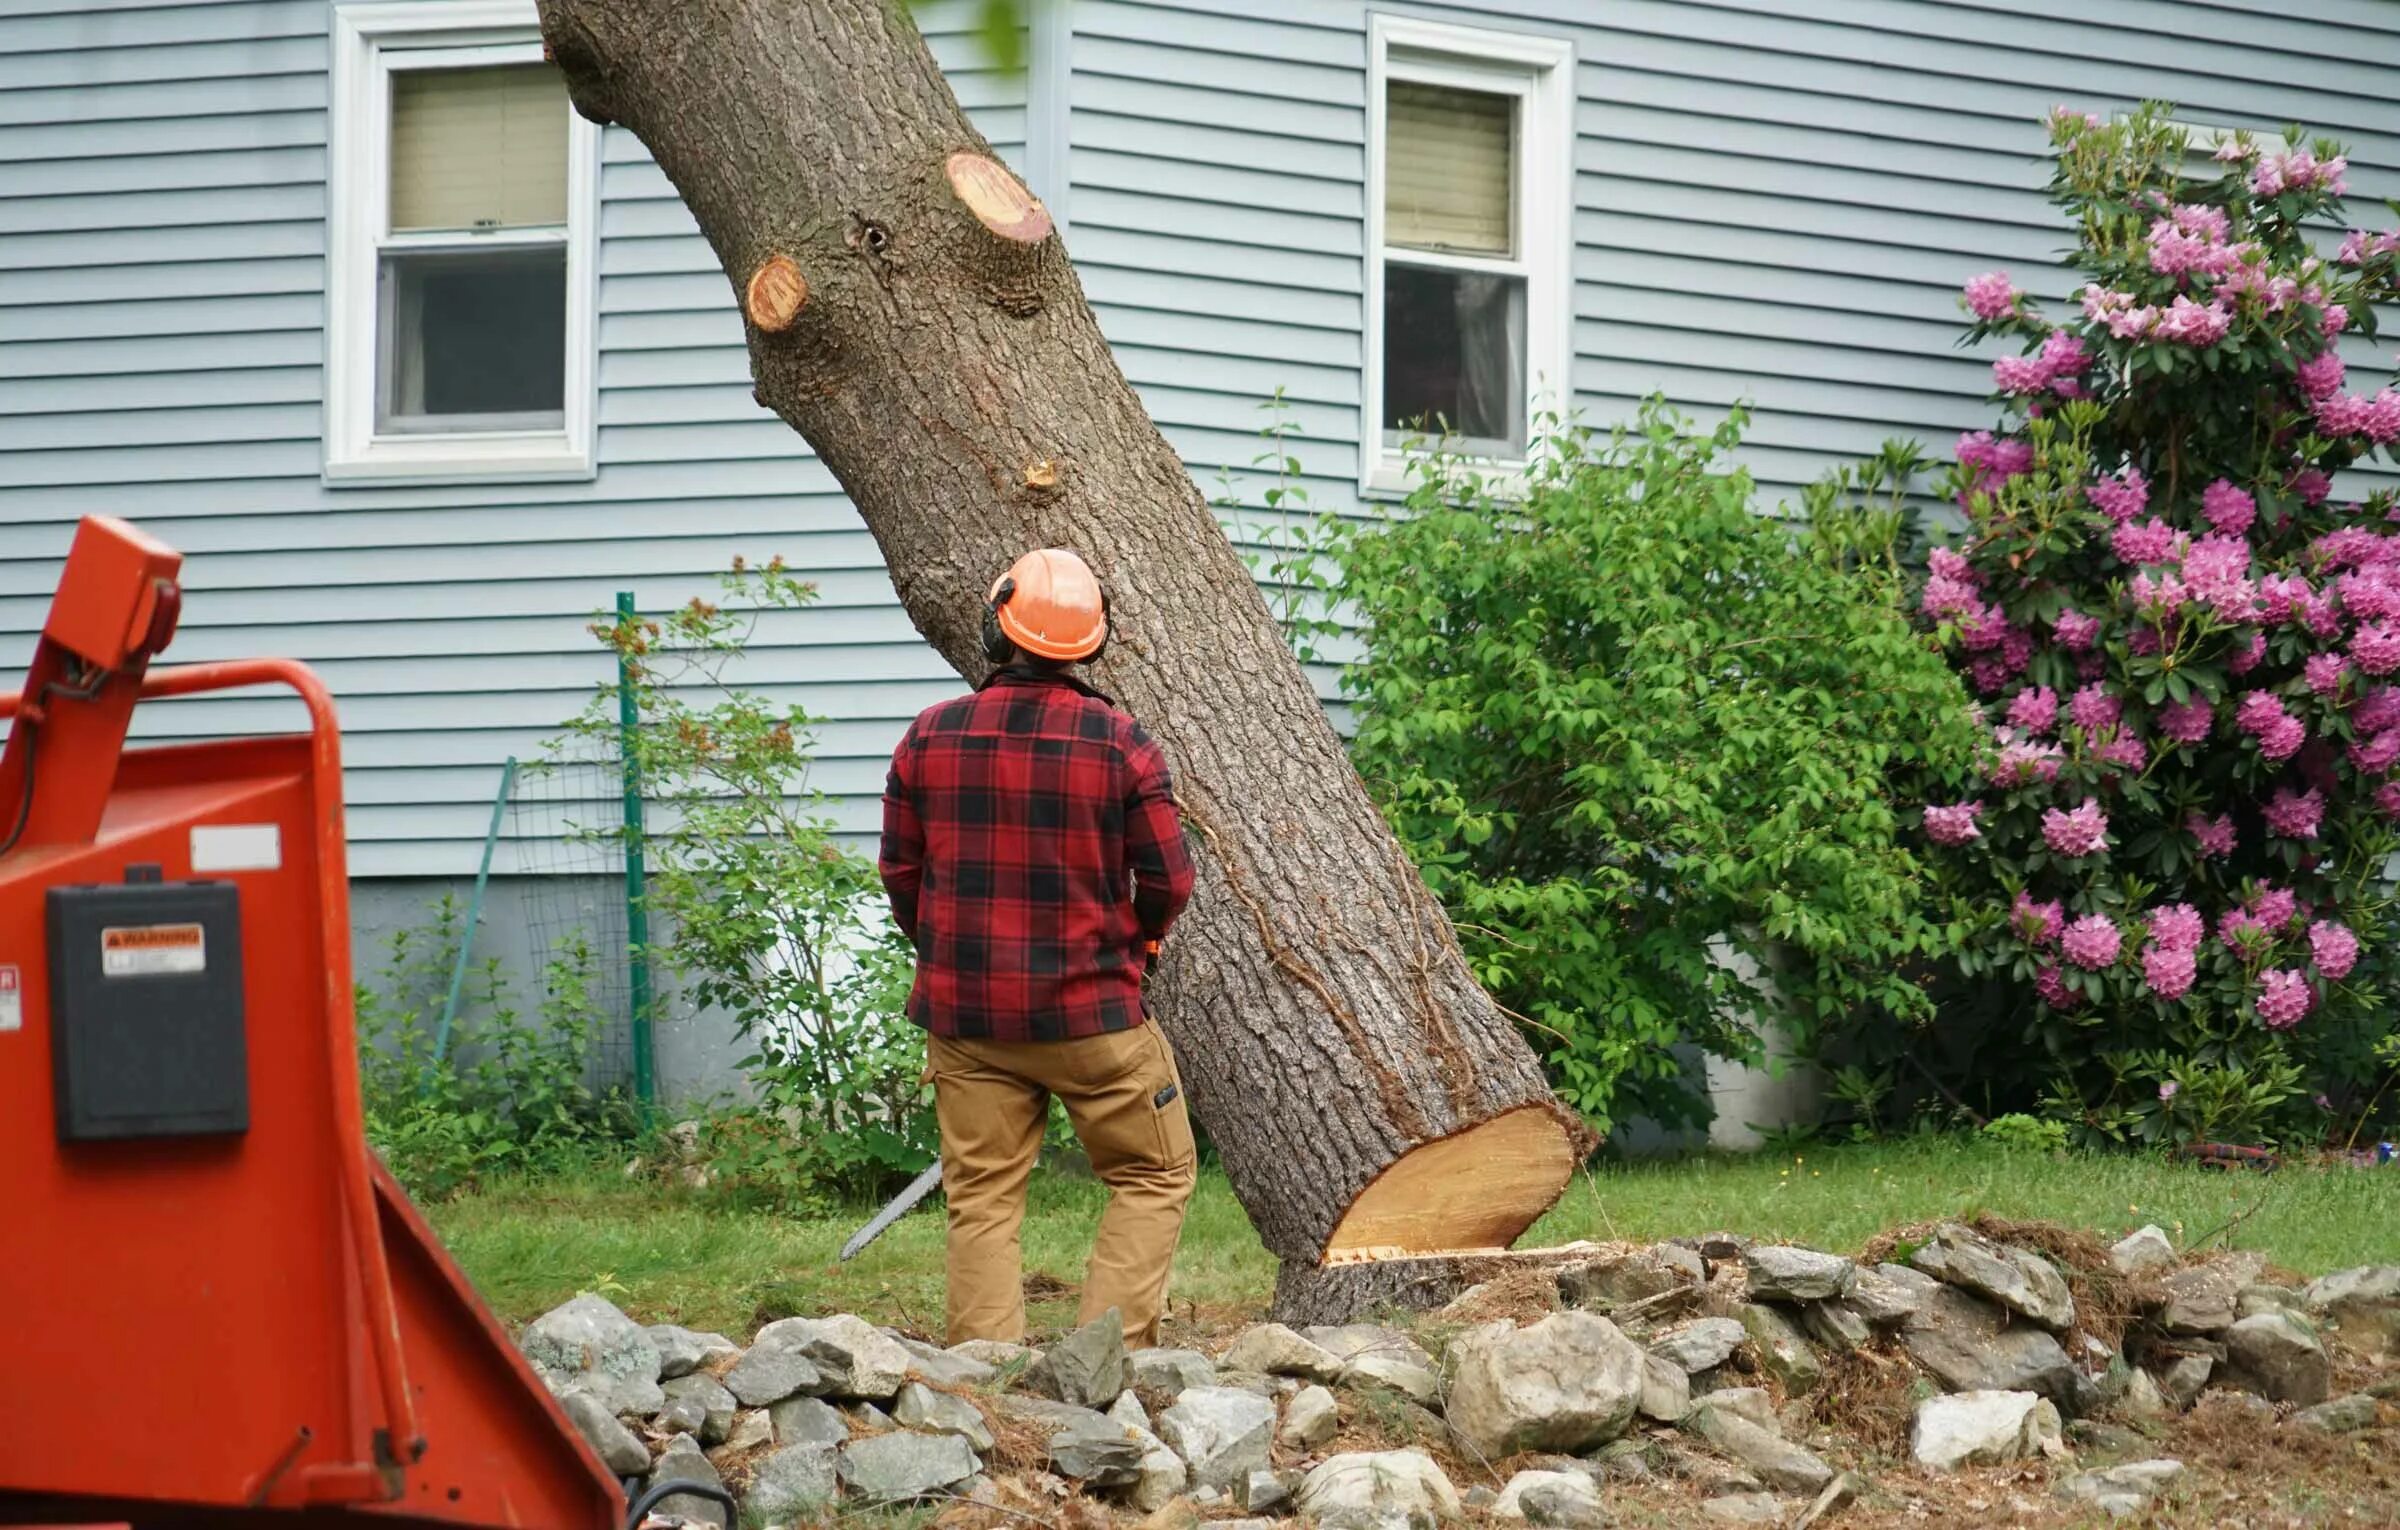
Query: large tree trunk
539 0 1590 1281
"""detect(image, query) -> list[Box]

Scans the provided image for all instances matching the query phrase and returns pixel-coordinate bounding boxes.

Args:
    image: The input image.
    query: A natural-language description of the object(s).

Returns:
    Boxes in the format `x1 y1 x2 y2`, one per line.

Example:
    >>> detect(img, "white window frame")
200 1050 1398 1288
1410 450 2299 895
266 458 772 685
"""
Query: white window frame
1363 15 1573 498
327 0 599 485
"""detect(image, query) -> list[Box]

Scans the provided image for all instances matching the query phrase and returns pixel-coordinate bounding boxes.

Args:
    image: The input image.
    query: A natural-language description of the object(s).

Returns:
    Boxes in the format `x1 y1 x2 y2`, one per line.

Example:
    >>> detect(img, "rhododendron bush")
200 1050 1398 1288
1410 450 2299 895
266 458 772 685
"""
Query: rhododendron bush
1919 104 2400 1143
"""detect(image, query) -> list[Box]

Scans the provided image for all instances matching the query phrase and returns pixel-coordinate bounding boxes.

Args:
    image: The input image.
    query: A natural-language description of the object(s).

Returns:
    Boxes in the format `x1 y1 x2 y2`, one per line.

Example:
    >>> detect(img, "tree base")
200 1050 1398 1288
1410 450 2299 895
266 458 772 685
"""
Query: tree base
1322 1104 1583 1259
1272 1243 1622 1328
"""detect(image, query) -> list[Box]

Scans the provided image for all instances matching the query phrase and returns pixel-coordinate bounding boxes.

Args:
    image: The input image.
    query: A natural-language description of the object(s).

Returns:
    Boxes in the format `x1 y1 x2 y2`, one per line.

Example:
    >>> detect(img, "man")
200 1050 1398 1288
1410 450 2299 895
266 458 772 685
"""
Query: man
878 547 1197 1348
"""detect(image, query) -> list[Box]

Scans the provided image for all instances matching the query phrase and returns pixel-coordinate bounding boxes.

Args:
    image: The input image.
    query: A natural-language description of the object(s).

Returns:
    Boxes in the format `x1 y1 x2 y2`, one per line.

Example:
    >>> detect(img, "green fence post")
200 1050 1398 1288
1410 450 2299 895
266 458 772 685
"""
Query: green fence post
617 590 656 1110
432 755 518 1066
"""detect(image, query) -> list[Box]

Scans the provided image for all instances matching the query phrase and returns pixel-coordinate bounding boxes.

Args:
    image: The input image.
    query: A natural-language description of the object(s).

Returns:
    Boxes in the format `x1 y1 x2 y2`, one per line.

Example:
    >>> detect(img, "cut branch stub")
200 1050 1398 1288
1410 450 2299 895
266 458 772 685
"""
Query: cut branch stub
744 255 809 333
946 152 1052 244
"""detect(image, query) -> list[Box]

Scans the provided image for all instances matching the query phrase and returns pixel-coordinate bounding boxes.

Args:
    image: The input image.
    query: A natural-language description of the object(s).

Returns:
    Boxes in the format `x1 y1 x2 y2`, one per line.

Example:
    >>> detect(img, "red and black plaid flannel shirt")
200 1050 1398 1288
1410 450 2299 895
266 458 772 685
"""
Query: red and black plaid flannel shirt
879 667 1195 1042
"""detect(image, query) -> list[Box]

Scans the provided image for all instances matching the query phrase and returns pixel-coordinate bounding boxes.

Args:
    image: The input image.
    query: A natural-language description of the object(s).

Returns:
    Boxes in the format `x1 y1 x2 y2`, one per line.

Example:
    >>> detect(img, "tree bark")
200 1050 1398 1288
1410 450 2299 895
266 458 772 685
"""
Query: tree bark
538 0 1590 1277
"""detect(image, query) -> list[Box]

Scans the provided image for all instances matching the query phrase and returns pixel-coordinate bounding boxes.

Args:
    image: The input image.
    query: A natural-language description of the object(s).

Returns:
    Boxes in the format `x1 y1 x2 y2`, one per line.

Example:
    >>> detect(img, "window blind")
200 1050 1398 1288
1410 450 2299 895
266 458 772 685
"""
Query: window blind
390 64 569 233
1384 80 1515 256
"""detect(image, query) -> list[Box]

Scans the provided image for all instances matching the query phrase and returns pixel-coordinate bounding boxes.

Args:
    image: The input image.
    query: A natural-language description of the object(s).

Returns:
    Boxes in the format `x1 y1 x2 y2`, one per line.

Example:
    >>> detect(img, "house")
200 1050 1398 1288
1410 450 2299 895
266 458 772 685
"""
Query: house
4 0 2396 1102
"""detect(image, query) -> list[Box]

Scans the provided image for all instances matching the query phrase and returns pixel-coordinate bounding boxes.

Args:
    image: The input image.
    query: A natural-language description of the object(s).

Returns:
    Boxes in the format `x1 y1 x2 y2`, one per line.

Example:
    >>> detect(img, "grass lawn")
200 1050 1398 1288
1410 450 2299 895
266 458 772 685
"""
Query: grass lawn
427 1134 2400 1337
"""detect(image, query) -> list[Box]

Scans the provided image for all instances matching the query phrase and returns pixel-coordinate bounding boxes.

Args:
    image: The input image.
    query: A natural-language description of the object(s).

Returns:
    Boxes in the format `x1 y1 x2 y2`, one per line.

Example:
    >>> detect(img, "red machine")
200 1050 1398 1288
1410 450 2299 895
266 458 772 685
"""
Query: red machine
0 518 644 1528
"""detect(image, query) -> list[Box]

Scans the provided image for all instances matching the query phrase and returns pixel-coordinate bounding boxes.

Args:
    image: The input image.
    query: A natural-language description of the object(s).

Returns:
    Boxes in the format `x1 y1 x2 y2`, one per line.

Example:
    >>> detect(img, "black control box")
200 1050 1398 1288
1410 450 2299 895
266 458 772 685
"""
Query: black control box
46 873 248 1142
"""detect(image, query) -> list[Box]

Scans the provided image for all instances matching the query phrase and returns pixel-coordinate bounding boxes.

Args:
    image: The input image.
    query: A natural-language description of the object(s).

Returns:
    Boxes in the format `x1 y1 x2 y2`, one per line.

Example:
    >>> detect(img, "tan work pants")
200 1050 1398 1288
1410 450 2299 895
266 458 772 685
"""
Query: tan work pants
929 1024 1197 1349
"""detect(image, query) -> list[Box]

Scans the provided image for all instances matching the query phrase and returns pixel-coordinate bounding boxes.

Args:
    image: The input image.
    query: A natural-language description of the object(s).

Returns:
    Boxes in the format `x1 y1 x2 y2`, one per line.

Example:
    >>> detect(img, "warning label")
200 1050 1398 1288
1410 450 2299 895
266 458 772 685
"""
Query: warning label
0 965 18 1032
102 923 207 978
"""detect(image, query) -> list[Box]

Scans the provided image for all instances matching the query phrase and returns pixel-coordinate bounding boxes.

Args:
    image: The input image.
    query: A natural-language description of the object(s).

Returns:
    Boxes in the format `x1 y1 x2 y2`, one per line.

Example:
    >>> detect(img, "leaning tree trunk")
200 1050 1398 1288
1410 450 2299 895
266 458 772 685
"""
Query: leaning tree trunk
539 0 1591 1297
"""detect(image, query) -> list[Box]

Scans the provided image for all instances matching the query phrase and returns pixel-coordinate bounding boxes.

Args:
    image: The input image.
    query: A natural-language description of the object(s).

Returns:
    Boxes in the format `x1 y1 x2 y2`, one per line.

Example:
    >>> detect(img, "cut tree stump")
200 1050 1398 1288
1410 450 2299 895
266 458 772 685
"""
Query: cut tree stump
537 0 1591 1308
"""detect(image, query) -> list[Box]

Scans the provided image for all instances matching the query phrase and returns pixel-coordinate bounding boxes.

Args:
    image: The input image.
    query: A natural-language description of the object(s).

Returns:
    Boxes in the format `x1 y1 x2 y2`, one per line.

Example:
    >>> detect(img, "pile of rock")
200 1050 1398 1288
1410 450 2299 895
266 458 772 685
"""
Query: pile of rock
513 1232 2396 1528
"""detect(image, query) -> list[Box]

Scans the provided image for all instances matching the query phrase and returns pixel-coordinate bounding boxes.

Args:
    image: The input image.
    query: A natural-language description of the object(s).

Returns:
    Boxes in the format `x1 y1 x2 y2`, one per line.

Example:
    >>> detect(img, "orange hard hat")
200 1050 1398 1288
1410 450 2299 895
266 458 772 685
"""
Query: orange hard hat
990 548 1108 662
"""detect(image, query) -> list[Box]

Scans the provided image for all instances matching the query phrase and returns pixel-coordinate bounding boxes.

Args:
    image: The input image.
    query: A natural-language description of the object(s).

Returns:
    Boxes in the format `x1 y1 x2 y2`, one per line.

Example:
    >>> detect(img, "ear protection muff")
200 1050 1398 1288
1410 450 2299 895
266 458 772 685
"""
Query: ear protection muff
980 576 1019 665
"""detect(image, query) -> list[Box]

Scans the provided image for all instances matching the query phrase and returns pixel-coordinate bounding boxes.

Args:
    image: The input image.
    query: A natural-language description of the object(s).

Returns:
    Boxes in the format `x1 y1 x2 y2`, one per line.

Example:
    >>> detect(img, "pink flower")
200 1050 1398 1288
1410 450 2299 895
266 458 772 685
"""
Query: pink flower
2070 684 2122 735
2337 228 2400 266
2155 295 2232 346
2061 914 2122 970
2291 468 2333 506
2159 1079 2180 1101
2039 329 2089 377
2236 690 2291 738
2254 886 2298 930
2256 968 2314 1029
2113 517 2182 566
2370 391 2400 446
2261 716 2307 760
1922 576 1985 622
2260 574 2310 624
1964 271 2021 320
1927 547 1978 586
1992 735 2065 786
2008 686 2059 734
2264 786 2325 840
2348 727 2400 773
2090 469 2152 524
2181 534 2256 621
2381 781 2400 820
2202 479 2257 536
2158 698 2214 744
2309 920 2359 982
1924 802 1983 845
2229 631 2269 675
2341 568 2400 622
2012 893 2064 946
2053 609 2101 650
2131 570 2188 618
2149 903 2205 951
2043 801 2110 857
2143 942 2196 1000
2305 652 2348 694
2297 352 2347 399
2035 965 2077 1009
2355 686 2400 734
1994 355 2053 394
2189 811 2237 857
2354 621 2400 676
2099 732 2150 771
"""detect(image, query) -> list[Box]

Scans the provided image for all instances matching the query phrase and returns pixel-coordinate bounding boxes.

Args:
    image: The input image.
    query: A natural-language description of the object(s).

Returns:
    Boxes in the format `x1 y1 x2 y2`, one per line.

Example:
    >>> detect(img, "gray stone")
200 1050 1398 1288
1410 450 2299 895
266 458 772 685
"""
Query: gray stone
949 1338 1041 1373
2237 1284 2303 1320
1691 1387 1776 1433
1159 1385 1279 1494
1701 1492 1792 1524
746 1443 839 1521
1344 1352 1443 1404
769 1394 850 1449
1909 1224 2075 1331
1239 1467 1292 1514
1651 1317 1749 1375
1743 1245 1856 1303
721 1408 772 1453
2058 1458 2183 1519
1445 1312 1647 1458
1561 1246 1706 1309
2203 1390 2277 1431
1909 1390 2064 1471
894 1334 997 1389
1793 1471 1865 1530
1128 1346 1217 1398
1221 1321 1344 1382
521 1294 665 1417
560 1390 648 1475
2066 1418 2148 1454
2110 1226 2177 1277
1639 1351 1691 1424
2292 1393 2379 1433
2116 1366 2167 1422
1211 1368 1279 1398
1738 1303 1823 1394
2223 1309 2331 1404
1048 1412 1147 1486
835 1430 979 1503
1688 1401 1834 1494
758 1314 911 1402
2157 1355 2213 1411
721 1325 826 1408
1107 1389 1150 1432
1281 1383 1340 1450
1296 1450 1463 1529
1031 1309 1127 1409
1304 1325 1442 1402
1848 1263 1940 1327
663 1373 736 1445
645 1324 738 1380
655 1395 708 1439
1802 1300 1872 1354
2302 1265 2400 1355
1493 1468 1608 1525
1900 1284 2072 1401
649 1435 728 1529
893 1381 995 1451
1128 1419 1189 1513
2157 1253 2266 1336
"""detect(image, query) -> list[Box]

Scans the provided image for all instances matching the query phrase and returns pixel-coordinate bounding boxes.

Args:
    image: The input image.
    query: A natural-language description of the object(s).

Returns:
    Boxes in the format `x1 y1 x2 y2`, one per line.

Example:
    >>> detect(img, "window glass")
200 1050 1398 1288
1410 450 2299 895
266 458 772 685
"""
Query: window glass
390 64 569 232
1382 264 1527 453
1384 81 1515 256
378 246 567 430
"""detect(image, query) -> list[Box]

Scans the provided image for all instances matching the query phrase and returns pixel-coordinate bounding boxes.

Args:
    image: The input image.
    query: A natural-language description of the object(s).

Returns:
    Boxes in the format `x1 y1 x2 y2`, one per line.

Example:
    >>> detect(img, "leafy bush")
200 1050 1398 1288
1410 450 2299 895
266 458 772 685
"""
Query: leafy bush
1910 104 2400 1146
564 562 934 1205
1324 401 1979 1131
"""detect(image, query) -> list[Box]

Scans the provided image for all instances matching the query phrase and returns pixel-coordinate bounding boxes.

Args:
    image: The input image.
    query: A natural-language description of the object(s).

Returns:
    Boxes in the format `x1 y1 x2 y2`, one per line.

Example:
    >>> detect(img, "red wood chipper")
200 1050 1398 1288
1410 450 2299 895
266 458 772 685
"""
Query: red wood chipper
0 517 708 1530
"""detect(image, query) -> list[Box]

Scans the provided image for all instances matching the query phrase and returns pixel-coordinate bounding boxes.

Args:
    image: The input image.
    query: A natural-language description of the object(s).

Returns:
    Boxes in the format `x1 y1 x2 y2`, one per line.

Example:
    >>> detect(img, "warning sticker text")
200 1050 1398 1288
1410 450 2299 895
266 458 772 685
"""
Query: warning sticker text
101 923 207 978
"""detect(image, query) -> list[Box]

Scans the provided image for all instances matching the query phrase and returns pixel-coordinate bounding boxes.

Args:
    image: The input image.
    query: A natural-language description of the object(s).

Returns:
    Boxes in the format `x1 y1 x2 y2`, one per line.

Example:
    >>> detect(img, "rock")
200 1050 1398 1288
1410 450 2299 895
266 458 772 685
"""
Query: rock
2115 1367 2168 1421
2058 1458 2183 1519
746 1443 838 1520
664 1373 737 1445
1692 1387 1777 1433
1738 1303 1823 1394
1030 1309 1126 1409
1116 1413 1188 1512
1303 1325 1442 1402
1158 1385 1278 1494
1909 1223 2075 1331
894 1334 997 1389
1793 1471 1864 1530
2202 1390 2277 1430
2066 1418 2148 1454
1445 1312 1647 1458
1344 1352 1443 1404
1561 1246 1706 1308
560 1390 648 1475
1210 1369 1279 1398
1221 1322 1343 1382
1108 1390 1151 1431
1900 1285 2072 1401
1687 1401 1835 1493
646 1324 739 1380
1493 1467 1607 1525
2222 1310 2331 1405
893 1381 995 1451
950 1338 1042 1372
2302 1265 2400 1355
521 1294 665 1416
1743 1245 1856 1303
835 1430 979 1504
769 1394 850 1448
649 1434 728 1529
2156 1355 2212 1411
1239 1468 1291 1514
1048 1411 1148 1486
1909 1390 2064 1471
2110 1225 2177 1276
722 1326 826 1409
763 1314 911 1402
1296 1450 1462 1529
2156 1252 2266 1335
1128 1347 1217 1398
721 1408 772 1453
1639 1351 1691 1424
1802 1300 1872 1354
2292 1394 2379 1433
1848 1263 1940 1327
655 1395 708 1438
1651 1317 1749 1375
2237 1284 2303 1320
1701 1492 1792 1524
1281 1384 1339 1451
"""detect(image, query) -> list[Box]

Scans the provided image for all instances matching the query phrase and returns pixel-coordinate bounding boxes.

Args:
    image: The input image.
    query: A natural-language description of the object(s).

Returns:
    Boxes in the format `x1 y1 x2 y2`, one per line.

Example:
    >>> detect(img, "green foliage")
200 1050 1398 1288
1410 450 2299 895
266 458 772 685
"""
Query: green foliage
357 895 630 1198
1323 400 1981 1131
563 563 934 1207
1979 1111 2070 1153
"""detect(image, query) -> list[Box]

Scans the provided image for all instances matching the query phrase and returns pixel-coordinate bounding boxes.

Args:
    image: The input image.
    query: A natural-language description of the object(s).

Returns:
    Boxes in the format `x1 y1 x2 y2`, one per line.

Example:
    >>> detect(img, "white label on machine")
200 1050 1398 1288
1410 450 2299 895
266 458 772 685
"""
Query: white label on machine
0 965 18 1031
191 822 281 872
101 924 207 978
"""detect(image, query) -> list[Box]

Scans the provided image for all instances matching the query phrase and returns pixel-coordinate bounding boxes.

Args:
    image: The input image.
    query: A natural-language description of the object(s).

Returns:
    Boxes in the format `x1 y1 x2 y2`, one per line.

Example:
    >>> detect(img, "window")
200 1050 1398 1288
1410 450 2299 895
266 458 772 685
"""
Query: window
1365 16 1571 494
329 2 598 482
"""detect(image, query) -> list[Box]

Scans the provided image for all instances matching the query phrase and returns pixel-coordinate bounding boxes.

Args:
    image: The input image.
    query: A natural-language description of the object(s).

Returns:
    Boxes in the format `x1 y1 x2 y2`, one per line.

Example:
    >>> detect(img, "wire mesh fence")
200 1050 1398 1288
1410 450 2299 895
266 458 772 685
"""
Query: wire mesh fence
501 732 641 1097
